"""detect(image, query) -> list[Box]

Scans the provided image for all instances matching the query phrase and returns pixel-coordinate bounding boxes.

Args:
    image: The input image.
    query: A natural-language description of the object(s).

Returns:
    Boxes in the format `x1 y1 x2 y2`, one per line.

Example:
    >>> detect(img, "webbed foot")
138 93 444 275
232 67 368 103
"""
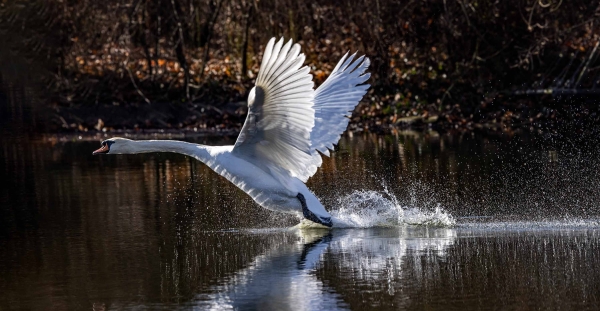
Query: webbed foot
297 193 333 227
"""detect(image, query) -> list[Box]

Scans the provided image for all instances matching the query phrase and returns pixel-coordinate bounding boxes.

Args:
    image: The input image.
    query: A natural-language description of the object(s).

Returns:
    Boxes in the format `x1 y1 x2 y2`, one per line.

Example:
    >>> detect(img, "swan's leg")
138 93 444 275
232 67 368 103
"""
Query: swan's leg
297 193 333 227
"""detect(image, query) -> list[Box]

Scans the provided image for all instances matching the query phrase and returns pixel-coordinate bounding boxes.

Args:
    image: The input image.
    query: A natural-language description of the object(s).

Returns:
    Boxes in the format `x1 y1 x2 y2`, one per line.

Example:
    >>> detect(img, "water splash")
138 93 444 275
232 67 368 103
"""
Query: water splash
329 187 455 228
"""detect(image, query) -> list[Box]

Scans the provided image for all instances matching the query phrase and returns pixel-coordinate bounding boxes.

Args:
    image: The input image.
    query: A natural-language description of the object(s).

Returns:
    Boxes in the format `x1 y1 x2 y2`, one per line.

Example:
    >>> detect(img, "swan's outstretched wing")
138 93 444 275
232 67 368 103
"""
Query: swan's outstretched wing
311 53 371 156
232 37 317 186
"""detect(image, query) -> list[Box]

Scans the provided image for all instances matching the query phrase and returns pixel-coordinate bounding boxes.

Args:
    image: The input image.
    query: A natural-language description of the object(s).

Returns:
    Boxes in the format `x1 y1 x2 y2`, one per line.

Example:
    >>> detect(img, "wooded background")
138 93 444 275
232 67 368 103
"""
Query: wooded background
1 0 599 132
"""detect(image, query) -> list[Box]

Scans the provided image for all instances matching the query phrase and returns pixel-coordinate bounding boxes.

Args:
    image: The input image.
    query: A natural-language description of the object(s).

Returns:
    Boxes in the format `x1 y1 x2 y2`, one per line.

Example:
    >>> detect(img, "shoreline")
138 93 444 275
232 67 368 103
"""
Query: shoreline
45 95 599 138
30 124 547 144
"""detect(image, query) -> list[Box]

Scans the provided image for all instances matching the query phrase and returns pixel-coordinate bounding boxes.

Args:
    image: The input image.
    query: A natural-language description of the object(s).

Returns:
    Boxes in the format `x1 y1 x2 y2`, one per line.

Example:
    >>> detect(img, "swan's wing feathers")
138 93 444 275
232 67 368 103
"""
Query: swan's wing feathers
312 53 371 156
233 37 317 184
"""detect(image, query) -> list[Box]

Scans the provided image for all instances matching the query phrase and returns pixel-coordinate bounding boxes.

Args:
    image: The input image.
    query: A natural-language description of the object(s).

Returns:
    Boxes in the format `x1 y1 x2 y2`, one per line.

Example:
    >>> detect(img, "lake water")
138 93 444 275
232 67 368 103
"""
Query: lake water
2 127 600 310
2 70 600 310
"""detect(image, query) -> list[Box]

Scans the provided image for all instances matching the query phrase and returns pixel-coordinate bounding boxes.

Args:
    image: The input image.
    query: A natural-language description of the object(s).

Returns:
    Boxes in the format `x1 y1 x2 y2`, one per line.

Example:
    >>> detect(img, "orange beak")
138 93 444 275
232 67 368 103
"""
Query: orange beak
93 144 110 155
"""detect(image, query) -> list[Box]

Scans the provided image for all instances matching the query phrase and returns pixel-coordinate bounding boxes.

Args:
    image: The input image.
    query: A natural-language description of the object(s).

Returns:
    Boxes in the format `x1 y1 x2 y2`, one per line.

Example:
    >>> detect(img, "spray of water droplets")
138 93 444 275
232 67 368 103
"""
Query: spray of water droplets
327 185 455 228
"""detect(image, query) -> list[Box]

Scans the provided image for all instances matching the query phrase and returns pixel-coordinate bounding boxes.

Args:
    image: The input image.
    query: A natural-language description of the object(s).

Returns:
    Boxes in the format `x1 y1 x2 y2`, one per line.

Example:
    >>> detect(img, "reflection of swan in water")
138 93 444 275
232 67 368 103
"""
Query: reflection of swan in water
92 37 370 227
329 227 456 290
198 230 343 310
196 228 456 310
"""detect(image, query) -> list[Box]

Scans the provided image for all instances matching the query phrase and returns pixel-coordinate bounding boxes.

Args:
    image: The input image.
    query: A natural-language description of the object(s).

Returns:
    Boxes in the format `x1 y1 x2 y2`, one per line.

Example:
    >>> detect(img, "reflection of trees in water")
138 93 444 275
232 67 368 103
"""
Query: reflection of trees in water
0 139 291 308
317 229 600 310
152 226 600 309
416 230 600 310
0 75 39 132
1 136 600 309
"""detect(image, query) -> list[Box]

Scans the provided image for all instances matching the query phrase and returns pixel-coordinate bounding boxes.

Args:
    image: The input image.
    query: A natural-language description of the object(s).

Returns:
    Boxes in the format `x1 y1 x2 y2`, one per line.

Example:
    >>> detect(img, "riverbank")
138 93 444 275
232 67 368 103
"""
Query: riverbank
49 93 599 138
1 0 599 138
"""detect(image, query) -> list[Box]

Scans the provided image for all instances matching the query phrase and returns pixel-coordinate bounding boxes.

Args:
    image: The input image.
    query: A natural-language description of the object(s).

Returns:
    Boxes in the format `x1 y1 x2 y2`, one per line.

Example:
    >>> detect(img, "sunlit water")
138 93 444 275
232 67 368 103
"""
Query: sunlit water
2 128 600 310
2 78 600 311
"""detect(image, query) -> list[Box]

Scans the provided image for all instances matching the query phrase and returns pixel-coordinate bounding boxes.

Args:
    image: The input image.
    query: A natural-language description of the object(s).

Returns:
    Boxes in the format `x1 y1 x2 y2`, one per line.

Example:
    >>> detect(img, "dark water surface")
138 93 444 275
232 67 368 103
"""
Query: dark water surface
2 85 600 310
1 130 600 310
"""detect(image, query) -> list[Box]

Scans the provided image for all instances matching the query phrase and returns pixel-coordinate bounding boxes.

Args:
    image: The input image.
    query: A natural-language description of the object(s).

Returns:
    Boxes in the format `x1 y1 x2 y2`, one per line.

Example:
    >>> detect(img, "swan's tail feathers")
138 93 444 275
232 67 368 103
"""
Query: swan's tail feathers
297 193 333 227
311 53 371 157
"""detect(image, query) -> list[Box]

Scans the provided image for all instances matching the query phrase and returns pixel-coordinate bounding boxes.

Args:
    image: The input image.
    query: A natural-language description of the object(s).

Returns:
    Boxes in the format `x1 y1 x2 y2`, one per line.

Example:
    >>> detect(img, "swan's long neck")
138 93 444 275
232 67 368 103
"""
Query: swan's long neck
117 140 212 162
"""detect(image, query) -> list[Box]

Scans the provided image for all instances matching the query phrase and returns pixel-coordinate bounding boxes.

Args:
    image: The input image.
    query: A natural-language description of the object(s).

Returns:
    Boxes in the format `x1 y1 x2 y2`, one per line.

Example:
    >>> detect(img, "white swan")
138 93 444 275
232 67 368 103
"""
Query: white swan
93 37 370 227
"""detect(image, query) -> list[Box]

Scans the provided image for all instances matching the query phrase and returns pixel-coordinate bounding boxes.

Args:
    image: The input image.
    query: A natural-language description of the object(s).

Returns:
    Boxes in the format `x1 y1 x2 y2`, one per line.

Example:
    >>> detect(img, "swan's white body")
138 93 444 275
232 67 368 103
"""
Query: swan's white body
123 141 327 216
94 37 370 226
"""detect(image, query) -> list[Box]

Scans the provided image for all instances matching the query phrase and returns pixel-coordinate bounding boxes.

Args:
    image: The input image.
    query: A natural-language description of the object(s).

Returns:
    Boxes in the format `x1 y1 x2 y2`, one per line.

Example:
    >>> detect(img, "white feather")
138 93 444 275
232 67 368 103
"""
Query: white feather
232 38 317 187
311 53 371 156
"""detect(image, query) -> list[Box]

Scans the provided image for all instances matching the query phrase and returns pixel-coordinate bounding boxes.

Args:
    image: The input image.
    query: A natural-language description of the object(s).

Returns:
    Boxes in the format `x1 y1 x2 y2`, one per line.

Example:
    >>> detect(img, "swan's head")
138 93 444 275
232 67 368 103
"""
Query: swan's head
92 137 133 155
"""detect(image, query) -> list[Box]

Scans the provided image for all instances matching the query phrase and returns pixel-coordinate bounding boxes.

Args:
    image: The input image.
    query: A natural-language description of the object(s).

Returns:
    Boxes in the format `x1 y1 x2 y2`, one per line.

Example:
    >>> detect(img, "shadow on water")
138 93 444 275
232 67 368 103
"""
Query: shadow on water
1 83 600 309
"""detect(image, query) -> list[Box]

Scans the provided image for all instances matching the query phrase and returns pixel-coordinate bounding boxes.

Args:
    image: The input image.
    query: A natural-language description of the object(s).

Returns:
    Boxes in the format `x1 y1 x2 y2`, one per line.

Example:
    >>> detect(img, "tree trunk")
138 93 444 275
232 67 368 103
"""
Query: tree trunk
171 0 190 100
241 3 254 78
141 2 153 82
199 0 223 79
